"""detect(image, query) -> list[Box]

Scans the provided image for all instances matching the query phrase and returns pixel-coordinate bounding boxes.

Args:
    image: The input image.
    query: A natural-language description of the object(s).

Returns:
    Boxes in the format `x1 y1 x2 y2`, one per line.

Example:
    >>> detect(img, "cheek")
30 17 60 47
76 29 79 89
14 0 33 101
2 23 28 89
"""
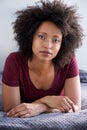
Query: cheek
32 40 37 50
55 45 61 53
32 42 40 54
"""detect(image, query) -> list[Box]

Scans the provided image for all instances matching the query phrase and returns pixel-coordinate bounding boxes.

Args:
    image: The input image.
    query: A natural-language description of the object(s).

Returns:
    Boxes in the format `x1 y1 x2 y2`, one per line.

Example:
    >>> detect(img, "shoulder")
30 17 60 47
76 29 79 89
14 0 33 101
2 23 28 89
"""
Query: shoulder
55 56 79 78
66 56 79 78
6 51 27 65
68 56 79 72
6 51 22 60
56 56 78 70
2 52 23 86
70 56 78 65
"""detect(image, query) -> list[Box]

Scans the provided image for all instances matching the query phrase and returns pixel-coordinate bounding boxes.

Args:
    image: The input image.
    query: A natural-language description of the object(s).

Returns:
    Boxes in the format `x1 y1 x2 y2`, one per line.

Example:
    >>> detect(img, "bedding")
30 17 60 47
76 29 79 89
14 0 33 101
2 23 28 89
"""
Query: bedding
0 70 87 130
0 109 87 130
79 69 87 83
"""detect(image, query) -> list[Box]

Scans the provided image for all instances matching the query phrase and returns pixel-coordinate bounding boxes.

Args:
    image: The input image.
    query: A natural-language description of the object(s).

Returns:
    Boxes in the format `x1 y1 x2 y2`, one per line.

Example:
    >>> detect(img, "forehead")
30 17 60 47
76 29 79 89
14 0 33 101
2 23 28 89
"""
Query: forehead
36 21 62 35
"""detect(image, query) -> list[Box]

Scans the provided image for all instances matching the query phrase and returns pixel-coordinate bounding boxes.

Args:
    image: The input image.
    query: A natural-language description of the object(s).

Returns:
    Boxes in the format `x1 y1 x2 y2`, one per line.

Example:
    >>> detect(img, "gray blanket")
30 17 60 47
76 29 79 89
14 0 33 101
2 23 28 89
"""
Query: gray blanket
0 109 87 130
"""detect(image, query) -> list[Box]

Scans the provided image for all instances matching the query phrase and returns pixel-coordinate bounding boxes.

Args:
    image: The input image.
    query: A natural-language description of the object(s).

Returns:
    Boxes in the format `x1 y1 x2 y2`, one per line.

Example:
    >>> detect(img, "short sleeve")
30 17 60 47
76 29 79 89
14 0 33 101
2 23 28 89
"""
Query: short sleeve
66 56 79 78
2 53 19 86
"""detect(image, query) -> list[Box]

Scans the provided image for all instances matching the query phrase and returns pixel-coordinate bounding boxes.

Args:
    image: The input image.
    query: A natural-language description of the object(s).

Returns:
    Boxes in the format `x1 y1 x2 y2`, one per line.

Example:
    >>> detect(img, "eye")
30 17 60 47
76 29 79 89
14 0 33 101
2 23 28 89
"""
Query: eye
53 38 60 43
38 34 45 40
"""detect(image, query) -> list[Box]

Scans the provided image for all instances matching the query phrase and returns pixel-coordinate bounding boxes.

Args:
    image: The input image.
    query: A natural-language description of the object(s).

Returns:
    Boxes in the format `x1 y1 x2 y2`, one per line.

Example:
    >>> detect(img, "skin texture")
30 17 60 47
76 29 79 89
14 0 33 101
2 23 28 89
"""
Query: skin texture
2 21 81 118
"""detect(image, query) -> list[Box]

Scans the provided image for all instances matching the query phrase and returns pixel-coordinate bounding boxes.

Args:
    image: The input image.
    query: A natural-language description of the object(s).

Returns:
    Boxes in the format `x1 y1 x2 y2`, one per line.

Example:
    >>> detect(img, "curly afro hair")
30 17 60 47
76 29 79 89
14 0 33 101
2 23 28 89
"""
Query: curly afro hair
13 0 83 68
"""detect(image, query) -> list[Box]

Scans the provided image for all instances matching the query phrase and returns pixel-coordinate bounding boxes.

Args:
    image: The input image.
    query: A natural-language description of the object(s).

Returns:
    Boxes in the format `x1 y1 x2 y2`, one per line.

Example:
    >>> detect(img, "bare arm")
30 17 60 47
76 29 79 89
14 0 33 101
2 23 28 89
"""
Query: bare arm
34 75 81 112
2 83 60 118
2 83 21 112
2 83 49 117
64 75 81 111
2 75 81 117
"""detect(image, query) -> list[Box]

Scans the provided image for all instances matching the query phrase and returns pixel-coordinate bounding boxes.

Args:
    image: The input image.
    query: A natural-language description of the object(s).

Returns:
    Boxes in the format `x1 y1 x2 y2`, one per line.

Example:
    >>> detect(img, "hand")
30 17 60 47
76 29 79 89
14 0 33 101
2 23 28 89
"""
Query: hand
41 96 75 113
7 103 47 118
46 108 61 113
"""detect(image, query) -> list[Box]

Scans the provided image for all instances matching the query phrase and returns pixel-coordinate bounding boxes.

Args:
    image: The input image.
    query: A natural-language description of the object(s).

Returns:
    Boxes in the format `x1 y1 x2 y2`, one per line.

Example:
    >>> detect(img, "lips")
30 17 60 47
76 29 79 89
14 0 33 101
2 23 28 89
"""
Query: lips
39 51 52 55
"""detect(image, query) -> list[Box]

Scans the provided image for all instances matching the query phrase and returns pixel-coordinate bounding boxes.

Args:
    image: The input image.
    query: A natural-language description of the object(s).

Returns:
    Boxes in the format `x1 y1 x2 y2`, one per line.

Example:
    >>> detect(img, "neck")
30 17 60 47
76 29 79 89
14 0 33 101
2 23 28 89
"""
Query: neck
28 57 53 74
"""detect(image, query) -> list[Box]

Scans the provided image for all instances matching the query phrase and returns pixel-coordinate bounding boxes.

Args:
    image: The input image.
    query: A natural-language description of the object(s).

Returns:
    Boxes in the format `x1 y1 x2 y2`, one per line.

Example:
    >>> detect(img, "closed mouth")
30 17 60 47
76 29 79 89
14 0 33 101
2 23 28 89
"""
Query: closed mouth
39 51 52 55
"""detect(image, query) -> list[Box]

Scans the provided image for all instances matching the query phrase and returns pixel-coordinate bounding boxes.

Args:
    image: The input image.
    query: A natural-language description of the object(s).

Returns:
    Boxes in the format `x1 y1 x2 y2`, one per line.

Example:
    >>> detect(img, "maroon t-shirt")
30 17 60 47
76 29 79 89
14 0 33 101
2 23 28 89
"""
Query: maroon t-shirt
2 52 79 103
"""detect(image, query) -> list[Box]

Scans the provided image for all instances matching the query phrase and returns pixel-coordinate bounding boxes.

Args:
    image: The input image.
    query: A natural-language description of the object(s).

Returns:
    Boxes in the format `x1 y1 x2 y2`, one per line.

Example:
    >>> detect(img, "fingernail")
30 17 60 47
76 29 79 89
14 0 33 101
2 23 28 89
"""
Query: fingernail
7 112 9 116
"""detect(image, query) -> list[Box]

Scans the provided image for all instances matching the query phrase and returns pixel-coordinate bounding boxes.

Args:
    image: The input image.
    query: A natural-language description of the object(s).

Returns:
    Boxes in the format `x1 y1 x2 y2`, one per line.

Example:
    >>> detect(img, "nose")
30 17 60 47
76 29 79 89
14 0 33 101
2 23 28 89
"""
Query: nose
44 39 52 49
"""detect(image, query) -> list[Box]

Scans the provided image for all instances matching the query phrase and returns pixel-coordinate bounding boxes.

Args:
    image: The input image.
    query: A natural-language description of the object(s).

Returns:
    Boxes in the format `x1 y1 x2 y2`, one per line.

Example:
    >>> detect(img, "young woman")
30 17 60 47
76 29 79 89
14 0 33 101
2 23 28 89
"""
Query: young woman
2 0 83 118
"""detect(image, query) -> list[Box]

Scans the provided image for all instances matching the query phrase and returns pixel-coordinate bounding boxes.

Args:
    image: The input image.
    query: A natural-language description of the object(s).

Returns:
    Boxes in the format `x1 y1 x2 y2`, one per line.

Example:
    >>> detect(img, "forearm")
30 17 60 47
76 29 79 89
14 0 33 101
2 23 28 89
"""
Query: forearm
33 96 56 113
33 95 81 113
33 97 59 113
32 102 49 113
33 96 56 109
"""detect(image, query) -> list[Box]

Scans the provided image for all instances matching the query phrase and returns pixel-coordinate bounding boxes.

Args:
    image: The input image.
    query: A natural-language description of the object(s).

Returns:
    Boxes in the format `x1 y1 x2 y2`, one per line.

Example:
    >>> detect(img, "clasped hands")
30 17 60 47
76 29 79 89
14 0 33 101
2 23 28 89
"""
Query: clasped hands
7 96 76 118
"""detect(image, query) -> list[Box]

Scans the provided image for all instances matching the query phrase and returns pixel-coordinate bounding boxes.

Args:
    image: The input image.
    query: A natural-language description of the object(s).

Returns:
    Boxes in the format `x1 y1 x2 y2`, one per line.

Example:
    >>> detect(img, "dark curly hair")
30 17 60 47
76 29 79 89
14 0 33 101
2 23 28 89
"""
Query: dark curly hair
13 0 83 68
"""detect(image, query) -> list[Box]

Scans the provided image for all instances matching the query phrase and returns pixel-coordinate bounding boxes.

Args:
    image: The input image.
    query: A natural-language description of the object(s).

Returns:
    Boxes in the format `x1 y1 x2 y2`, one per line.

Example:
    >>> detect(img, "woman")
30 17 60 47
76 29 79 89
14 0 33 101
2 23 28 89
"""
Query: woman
2 0 83 118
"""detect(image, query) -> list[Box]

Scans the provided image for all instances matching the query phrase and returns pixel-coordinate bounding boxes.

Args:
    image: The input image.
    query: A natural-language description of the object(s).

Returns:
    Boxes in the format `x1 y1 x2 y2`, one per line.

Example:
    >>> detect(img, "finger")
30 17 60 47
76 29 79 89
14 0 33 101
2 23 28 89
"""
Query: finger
59 103 69 113
65 96 74 106
7 109 22 117
51 109 60 113
10 110 28 117
64 96 73 105
64 96 75 111
7 104 27 117
21 110 38 118
62 99 72 112
21 113 33 118
71 104 76 112
62 104 70 112
55 97 71 113
57 106 65 113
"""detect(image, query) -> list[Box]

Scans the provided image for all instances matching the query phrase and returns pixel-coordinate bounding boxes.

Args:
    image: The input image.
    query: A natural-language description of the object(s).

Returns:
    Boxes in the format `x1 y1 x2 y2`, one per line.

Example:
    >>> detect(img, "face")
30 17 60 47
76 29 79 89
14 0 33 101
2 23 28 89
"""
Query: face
32 21 63 62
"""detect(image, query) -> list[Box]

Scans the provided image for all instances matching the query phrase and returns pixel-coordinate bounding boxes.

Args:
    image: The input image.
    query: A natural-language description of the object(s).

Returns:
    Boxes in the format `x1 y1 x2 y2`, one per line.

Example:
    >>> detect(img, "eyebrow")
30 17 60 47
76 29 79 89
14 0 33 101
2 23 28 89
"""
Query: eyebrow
38 32 61 37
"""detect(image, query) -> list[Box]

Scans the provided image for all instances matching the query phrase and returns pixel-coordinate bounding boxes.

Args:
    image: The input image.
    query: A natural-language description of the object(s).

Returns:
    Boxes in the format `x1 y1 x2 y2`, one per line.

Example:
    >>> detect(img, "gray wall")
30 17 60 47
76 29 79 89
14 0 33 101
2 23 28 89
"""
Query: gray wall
0 0 87 71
